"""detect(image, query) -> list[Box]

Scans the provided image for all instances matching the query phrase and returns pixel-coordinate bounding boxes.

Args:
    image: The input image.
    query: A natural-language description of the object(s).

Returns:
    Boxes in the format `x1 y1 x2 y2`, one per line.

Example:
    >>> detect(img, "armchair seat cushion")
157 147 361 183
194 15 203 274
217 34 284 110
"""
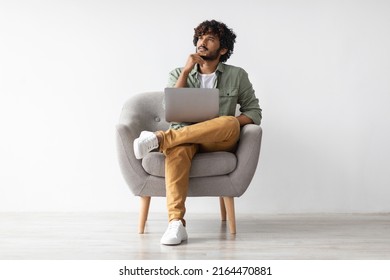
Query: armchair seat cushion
142 151 237 178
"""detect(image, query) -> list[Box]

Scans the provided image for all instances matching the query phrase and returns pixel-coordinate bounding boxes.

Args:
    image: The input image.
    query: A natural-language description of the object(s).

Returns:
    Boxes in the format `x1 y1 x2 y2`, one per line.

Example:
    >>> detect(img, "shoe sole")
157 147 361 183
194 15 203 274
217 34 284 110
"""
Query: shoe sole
160 238 187 246
133 138 142 159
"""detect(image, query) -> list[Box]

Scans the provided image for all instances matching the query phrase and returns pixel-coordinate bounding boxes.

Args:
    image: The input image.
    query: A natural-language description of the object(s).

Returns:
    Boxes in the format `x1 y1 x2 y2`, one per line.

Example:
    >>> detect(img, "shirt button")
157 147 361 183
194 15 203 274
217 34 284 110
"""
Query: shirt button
154 117 161 122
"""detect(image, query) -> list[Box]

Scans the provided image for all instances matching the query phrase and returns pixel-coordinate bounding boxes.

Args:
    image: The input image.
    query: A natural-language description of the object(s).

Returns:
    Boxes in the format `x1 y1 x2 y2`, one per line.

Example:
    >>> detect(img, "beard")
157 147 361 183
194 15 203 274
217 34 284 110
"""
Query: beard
198 47 221 61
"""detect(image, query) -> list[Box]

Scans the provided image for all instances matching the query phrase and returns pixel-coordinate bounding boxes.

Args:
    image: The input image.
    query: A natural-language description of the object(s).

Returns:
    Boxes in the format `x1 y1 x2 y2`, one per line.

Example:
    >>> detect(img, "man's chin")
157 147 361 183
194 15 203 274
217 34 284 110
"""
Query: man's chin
200 54 217 61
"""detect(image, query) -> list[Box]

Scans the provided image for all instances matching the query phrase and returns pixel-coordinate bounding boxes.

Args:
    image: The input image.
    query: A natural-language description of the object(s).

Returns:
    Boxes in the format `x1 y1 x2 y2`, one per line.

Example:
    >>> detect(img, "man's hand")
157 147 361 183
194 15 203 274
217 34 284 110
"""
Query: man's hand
236 114 254 127
182 53 205 73
175 53 205 88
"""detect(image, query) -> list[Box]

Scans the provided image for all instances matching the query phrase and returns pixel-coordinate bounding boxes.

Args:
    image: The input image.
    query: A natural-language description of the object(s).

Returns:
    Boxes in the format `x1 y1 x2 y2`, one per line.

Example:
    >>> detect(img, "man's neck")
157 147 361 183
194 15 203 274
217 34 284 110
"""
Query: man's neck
198 60 220 74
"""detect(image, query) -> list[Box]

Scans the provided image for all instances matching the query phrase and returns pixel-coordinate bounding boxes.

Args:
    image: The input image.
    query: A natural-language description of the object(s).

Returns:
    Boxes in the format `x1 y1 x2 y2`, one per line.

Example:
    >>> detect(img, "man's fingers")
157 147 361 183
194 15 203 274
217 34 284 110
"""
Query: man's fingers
184 53 205 71
192 54 205 65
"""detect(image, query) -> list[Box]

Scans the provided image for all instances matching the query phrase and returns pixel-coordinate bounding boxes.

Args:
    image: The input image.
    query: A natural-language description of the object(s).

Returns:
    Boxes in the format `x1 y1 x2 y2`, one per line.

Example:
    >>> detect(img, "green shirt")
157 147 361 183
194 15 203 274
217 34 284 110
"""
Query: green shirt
167 62 262 129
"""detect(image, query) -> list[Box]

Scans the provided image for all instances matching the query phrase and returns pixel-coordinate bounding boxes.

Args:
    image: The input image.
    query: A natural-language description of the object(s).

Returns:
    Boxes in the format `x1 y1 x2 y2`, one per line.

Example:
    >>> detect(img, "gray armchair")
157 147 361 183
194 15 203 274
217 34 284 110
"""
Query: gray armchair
116 91 262 234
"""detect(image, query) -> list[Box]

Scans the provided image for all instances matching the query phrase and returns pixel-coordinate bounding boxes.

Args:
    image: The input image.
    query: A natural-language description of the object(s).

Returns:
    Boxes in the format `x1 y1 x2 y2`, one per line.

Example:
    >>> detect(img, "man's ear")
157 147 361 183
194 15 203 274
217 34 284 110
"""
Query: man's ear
219 48 228 56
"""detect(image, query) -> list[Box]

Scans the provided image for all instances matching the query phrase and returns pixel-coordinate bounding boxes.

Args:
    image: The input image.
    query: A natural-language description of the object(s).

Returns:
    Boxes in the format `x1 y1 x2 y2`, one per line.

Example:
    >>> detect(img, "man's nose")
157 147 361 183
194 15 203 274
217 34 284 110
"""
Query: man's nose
198 38 207 46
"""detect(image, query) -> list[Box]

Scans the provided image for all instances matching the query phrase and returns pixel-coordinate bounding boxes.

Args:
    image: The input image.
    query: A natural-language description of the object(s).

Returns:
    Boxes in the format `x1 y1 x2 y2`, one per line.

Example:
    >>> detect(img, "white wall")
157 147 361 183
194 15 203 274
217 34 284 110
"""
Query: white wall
1 0 390 214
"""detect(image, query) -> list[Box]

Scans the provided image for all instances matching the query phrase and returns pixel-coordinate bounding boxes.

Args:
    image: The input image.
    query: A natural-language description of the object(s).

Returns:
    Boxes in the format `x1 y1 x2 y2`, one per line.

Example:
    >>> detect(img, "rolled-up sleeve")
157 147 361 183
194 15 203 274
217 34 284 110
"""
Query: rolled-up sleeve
167 68 181 87
238 70 262 125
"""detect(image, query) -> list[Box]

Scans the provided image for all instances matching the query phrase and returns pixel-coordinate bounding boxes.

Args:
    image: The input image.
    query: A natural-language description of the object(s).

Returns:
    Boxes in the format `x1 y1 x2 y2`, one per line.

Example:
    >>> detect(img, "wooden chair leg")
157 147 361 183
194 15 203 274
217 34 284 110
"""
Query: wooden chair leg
223 197 236 234
219 197 227 221
138 196 151 234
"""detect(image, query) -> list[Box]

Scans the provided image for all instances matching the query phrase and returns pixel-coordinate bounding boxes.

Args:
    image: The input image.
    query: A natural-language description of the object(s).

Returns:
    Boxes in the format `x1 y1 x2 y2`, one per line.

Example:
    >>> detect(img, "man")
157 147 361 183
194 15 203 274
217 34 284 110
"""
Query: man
133 20 262 245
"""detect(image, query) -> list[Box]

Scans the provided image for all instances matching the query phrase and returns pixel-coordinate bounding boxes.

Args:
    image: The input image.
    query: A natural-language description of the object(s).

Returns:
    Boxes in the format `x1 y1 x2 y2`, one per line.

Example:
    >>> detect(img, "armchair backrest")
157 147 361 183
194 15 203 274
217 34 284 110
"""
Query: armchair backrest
118 92 170 135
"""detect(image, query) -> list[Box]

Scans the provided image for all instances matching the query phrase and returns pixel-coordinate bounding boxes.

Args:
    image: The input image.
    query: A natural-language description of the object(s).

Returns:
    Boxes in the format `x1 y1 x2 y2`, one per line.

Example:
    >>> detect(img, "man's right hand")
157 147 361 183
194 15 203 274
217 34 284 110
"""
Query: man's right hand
175 53 205 88
182 53 205 74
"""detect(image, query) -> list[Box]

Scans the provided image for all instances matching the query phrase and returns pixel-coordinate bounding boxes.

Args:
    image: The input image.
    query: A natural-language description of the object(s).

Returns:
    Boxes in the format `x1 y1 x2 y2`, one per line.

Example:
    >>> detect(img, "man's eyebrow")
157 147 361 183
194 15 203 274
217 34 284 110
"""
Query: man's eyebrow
202 34 217 39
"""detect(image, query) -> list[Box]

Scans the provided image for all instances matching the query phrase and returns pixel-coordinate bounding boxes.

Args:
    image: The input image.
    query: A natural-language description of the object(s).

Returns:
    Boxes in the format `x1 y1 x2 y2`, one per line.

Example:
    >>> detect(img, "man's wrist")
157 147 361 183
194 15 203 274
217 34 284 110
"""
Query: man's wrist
236 114 254 126
181 68 191 76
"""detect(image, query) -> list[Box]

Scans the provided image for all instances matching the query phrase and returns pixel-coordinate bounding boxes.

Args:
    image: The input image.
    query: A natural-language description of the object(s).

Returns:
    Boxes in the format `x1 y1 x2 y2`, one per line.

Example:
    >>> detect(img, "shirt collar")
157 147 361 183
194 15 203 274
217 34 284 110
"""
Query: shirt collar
190 62 225 77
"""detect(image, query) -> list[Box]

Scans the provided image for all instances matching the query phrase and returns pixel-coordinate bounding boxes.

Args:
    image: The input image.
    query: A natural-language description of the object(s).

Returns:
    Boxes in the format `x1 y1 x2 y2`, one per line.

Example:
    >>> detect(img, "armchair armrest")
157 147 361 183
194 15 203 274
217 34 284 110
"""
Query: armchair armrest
116 123 149 195
229 124 262 196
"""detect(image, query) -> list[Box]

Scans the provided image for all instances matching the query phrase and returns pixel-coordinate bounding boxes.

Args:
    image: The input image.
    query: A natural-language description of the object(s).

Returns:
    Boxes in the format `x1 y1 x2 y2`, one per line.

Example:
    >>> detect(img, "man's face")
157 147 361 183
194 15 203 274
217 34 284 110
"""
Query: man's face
196 33 226 61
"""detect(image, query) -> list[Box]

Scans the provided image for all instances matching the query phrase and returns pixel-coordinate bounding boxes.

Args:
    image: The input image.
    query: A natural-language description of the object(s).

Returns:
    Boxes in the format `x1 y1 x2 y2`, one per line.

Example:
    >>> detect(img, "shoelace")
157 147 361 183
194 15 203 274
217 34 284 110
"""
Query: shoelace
144 135 158 150
168 222 180 231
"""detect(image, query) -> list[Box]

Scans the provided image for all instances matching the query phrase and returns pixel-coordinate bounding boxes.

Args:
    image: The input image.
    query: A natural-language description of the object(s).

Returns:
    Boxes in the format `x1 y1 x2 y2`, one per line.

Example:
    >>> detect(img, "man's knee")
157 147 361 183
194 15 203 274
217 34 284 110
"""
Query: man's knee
220 115 239 126
220 116 240 137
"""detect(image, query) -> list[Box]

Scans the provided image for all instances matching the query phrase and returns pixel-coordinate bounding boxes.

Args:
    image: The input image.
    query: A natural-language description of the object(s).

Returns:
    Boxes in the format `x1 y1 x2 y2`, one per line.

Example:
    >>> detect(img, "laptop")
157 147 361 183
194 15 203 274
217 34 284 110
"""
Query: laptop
164 88 219 123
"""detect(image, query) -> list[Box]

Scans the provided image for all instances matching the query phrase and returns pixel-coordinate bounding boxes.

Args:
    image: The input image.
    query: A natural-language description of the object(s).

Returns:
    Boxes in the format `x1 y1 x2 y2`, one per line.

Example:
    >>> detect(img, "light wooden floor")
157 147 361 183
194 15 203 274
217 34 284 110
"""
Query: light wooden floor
0 212 389 260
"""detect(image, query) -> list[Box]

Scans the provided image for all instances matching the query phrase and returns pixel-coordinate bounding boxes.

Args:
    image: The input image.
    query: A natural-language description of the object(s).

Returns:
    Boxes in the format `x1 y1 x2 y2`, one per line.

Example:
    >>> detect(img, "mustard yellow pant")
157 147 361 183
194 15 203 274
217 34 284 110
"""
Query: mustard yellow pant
157 116 240 225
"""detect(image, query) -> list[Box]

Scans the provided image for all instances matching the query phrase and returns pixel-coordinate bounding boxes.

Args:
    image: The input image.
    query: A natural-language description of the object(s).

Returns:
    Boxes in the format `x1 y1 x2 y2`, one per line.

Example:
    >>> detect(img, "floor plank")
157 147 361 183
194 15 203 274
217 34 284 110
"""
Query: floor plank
0 212 389 259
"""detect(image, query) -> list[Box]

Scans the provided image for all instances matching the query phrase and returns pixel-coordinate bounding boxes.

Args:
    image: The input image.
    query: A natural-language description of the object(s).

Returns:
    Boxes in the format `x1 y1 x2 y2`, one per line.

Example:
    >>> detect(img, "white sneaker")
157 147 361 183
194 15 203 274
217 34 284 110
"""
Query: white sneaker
160 220 188 245
133 131 159 159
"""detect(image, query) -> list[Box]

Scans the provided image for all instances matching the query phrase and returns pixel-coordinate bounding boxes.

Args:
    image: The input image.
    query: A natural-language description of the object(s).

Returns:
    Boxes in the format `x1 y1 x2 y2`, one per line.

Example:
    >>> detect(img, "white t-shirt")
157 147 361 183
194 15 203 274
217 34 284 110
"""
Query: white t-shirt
199 72 217 89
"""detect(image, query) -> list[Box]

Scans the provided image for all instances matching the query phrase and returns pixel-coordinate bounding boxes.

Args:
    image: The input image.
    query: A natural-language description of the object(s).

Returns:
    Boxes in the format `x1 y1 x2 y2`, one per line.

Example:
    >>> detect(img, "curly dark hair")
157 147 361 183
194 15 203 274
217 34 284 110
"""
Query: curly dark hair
193 20 237 63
